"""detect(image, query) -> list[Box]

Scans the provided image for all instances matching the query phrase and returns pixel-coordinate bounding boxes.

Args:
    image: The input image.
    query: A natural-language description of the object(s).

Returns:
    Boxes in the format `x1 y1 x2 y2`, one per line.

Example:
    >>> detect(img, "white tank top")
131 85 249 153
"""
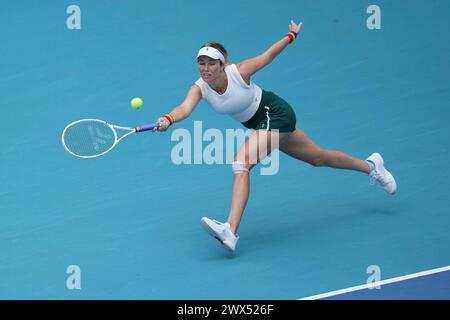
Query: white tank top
194 64 262 122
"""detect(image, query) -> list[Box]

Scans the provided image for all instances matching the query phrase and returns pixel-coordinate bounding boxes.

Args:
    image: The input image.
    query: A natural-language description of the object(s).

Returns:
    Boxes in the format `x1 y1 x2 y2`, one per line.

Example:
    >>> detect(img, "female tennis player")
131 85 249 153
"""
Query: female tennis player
154 20 397 252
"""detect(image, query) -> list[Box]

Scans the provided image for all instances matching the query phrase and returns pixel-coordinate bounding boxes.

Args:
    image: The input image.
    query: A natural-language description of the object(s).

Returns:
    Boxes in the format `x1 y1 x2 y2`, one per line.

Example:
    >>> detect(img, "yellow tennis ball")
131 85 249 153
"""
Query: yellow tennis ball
131 97 143 110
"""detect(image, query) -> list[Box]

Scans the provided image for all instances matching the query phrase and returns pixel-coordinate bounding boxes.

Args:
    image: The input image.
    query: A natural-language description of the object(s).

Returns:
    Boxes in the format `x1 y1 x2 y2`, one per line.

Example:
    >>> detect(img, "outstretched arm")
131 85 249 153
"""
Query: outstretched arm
155 84 202 131
237 20 302 83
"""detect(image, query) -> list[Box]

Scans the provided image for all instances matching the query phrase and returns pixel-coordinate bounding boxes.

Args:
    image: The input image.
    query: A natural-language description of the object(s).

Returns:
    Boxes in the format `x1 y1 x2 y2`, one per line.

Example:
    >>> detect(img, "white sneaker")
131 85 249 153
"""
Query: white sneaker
201 217 239 252
366 152 397 194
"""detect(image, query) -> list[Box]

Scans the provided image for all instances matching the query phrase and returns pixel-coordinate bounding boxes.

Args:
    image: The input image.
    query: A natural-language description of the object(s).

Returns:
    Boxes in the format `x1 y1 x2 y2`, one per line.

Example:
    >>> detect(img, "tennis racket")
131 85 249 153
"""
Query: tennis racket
61 119 159 158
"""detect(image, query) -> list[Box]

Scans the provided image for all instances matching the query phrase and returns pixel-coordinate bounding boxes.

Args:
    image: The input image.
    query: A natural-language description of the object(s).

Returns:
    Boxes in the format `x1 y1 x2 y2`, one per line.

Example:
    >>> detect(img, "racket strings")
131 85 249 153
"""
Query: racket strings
63 121 115 157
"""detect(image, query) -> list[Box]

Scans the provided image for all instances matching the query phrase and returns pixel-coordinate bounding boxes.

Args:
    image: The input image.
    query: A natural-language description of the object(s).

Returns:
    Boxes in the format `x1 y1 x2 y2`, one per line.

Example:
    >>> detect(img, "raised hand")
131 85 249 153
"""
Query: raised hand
288 20 303 34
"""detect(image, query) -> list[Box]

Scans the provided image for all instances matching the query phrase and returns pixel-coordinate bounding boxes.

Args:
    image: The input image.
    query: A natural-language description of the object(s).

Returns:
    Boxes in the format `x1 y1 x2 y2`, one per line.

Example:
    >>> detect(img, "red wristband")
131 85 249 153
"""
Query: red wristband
286 32 296 44
164 114 174 125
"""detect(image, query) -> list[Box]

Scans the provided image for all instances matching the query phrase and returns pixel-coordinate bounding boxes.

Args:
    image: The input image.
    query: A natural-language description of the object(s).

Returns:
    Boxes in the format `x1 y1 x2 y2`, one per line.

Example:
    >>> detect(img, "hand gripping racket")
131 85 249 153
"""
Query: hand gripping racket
61 119 158 158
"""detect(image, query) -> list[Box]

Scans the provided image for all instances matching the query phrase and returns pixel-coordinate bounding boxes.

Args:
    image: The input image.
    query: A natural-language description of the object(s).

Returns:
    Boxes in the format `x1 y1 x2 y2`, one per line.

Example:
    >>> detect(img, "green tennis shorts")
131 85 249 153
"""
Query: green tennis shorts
241 90 297 132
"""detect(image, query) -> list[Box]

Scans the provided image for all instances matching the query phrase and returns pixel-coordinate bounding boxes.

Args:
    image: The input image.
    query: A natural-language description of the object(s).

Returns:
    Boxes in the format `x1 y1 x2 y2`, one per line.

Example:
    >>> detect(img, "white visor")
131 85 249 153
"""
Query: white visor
197 46 225 63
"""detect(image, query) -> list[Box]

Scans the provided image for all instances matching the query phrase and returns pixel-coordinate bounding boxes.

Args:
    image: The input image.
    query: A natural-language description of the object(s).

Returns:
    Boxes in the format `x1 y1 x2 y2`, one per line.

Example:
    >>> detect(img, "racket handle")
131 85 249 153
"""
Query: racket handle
135 123 159 132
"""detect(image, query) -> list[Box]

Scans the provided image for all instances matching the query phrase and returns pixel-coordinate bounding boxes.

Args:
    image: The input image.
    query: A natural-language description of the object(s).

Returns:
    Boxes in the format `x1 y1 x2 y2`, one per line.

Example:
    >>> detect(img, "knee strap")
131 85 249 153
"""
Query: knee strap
232 161 249 174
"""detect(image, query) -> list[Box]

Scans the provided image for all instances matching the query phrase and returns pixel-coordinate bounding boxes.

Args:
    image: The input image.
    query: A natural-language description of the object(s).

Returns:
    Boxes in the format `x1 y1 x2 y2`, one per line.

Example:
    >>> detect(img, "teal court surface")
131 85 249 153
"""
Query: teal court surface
1 0 449 299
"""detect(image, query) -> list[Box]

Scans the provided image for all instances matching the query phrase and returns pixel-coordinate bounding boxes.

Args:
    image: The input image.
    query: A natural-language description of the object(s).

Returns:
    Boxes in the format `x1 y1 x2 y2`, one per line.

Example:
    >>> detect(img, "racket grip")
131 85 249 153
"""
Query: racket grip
135 123 159 132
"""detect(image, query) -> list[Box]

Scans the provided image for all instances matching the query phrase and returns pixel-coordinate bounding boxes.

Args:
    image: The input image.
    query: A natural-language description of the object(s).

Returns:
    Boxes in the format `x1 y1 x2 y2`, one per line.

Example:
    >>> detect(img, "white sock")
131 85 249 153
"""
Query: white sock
366 160 375 173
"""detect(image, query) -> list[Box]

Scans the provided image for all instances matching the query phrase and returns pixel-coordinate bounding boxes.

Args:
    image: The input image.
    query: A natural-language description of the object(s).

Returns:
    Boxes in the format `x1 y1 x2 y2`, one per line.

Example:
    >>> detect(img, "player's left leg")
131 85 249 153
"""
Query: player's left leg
279 128 396 193
279 128 370 173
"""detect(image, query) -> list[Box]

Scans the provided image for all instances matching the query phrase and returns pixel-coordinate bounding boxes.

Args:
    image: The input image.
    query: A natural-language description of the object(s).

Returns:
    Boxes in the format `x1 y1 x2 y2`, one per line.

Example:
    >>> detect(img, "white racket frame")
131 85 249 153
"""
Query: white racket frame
61 118 137 159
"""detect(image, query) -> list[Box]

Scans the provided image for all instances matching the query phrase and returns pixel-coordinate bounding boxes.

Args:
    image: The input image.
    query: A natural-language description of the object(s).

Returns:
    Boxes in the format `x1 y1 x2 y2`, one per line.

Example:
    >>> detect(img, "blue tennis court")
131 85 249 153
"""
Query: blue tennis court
1 0 449 299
